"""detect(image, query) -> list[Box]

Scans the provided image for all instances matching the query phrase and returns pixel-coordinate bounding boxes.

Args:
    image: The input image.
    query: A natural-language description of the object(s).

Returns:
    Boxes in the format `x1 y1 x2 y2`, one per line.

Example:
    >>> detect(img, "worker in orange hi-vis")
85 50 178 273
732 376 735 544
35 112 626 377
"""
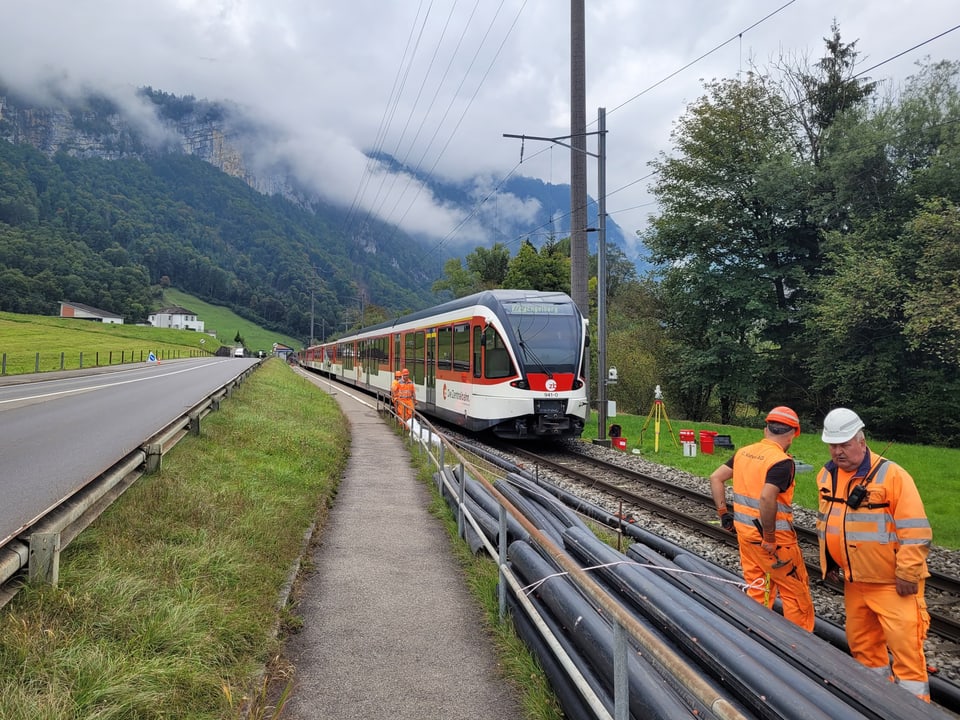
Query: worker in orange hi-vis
709 406 815 632
817 408 932 702
390 370 401 414
395 368 416 425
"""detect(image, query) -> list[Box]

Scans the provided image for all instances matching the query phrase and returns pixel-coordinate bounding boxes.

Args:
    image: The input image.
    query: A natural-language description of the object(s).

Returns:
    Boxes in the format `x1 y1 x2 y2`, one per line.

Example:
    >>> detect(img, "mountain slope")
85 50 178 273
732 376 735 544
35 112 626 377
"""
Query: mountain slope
0 135 436 339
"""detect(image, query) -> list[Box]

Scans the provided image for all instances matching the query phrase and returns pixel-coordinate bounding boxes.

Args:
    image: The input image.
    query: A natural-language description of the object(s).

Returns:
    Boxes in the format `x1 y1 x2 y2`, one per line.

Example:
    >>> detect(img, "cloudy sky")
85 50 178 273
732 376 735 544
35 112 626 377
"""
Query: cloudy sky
3 1 959 256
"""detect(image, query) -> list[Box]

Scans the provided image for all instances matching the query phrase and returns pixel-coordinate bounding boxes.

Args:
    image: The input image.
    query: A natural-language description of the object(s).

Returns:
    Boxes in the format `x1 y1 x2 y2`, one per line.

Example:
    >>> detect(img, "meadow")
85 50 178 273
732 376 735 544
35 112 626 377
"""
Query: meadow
161 288 301 354
0 289 302 377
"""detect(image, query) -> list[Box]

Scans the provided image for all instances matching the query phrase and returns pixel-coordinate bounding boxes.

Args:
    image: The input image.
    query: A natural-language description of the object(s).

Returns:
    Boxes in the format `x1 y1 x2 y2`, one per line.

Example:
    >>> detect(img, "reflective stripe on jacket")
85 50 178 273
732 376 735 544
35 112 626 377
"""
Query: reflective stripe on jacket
731 438 797 545
816 454 931 584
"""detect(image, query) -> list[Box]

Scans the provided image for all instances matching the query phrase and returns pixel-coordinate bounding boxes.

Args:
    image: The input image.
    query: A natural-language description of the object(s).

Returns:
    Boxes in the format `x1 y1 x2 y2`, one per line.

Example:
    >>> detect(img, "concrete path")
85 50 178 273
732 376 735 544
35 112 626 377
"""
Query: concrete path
283 374 524 719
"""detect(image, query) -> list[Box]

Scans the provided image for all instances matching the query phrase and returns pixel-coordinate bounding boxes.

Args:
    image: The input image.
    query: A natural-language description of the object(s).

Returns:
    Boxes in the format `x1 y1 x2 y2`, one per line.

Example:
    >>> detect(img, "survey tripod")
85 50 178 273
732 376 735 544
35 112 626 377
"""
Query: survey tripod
639 385 678 452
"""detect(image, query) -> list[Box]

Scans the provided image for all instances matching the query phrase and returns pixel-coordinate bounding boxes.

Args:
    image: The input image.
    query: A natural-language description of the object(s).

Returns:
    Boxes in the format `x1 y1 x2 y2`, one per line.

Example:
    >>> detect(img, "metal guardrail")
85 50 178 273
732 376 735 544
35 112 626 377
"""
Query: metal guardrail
0 361 261 608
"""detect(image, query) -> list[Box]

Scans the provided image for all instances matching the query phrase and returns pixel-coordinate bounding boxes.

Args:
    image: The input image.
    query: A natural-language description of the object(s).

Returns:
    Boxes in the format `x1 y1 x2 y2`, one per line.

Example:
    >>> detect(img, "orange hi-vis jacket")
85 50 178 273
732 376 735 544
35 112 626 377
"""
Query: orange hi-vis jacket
731 438 798 545
816 452 931 584
395 379 416 406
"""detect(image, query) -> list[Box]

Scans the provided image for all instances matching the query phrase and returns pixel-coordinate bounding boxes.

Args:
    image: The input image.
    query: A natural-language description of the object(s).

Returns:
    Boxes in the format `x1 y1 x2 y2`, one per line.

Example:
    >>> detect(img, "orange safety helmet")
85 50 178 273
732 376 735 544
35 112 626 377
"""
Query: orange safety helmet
401 368 410 377
765 406 801 437
394 371 401 378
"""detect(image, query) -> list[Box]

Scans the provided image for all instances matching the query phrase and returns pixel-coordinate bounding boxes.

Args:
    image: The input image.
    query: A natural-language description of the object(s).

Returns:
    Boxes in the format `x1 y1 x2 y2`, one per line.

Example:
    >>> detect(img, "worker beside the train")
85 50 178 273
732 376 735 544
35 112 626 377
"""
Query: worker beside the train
395 368 416 424
817 408 932 702
709 406 816 631
391 371 401 414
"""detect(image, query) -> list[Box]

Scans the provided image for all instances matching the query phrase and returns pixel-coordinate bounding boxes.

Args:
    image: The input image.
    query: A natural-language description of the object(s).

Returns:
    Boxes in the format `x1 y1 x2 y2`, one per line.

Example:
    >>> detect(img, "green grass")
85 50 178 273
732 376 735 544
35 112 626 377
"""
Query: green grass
0 311 220 374
582 412 960 549
162 288 301 355
0 359 348 719
0 289 302 376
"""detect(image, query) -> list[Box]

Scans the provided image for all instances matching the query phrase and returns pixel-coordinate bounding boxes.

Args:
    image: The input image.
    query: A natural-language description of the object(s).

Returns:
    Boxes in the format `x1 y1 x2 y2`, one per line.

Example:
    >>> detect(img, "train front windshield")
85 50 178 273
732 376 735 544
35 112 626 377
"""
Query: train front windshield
502 300 581 374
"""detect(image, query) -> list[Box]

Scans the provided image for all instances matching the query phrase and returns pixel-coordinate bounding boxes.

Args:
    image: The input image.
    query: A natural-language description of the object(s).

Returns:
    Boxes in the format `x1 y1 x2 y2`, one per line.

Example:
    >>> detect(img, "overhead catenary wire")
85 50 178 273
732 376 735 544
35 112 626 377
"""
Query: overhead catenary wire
491 21 960 264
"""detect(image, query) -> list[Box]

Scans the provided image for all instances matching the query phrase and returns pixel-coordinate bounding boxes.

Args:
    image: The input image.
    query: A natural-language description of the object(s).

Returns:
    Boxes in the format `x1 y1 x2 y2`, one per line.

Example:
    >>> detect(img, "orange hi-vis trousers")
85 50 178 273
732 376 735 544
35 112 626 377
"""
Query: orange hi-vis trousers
396 398 415 423
844 579 930 701
738 540 815 632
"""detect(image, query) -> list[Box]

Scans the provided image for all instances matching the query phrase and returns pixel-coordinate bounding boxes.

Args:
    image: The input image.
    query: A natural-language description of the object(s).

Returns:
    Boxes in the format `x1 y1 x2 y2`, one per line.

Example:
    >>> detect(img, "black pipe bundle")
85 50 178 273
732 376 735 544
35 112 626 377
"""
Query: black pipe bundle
439 453 959 718
508 538 723 720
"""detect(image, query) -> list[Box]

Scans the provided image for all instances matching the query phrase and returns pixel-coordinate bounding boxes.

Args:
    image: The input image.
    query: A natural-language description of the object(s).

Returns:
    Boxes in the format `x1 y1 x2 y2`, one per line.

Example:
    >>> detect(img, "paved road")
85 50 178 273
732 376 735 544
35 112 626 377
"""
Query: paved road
0 358 258 546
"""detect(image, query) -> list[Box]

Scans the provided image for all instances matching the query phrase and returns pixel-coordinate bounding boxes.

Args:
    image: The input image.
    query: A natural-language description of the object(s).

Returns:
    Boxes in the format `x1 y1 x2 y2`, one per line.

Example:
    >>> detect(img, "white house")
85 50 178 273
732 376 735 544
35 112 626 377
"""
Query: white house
59 301 124 324
148 306 205 332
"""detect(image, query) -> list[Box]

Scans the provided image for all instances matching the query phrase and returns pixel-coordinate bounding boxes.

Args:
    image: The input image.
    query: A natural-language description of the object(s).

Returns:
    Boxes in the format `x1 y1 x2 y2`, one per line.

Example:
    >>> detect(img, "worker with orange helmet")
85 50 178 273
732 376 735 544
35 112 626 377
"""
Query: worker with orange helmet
395 368 416 424
817 408 932 701
709 406 815 631
390 370 401 413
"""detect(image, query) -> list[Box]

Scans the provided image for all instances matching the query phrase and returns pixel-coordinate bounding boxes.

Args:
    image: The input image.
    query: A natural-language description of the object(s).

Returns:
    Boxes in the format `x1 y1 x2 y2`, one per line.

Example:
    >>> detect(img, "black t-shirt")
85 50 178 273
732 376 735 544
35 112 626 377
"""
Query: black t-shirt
725 455 795 492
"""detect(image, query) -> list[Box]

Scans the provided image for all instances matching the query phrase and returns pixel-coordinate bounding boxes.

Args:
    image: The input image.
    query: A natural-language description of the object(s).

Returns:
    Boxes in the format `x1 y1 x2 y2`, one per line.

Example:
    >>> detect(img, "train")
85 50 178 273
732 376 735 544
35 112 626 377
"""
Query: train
299 289 589 439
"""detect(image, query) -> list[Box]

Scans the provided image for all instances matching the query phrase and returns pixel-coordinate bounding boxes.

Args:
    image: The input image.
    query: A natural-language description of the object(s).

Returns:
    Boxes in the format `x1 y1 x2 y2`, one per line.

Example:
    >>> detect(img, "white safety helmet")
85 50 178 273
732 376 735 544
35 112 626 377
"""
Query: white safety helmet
821 408 865 444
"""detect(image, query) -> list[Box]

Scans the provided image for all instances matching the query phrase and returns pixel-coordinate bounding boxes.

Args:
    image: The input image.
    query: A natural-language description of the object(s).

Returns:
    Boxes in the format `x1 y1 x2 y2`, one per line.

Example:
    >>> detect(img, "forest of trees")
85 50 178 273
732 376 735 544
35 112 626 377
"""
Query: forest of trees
433 26 960 444
0 138 435 341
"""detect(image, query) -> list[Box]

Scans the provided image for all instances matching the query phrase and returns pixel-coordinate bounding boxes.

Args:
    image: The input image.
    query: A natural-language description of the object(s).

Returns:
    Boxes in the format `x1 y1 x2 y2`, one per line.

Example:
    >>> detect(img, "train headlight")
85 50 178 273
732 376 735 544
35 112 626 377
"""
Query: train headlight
510 379 530 389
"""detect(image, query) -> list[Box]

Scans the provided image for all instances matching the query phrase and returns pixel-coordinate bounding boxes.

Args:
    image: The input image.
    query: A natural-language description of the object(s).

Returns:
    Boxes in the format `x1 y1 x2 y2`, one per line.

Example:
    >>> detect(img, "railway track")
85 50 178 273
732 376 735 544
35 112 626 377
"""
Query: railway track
498 442 960 649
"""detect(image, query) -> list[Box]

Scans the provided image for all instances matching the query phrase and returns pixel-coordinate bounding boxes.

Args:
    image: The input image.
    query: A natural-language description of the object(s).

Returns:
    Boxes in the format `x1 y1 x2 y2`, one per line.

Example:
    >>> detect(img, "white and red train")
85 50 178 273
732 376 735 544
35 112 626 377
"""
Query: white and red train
299 289 589 439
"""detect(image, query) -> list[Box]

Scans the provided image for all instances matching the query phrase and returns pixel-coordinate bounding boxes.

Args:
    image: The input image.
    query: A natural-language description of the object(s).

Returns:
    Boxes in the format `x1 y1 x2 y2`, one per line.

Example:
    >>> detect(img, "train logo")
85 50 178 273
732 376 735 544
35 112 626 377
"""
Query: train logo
545 378 557 392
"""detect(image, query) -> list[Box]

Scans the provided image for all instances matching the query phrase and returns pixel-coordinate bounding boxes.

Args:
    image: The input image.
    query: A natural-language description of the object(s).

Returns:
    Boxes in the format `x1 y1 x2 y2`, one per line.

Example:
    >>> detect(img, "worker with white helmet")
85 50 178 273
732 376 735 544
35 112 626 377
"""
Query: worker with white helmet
817 408 932 702
709 406 815 631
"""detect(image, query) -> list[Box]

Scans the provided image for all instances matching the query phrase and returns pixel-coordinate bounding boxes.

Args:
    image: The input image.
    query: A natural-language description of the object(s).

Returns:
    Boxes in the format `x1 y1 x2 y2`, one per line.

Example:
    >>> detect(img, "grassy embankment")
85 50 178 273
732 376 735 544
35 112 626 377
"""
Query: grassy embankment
0 359 347 718
581 413 960 549
0 311 219 374
0 289 301 377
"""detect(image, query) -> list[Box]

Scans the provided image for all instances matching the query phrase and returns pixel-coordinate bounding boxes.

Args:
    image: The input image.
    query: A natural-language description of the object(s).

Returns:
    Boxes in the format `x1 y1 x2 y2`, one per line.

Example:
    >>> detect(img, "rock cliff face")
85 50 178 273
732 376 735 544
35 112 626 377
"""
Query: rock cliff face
0 93 291 198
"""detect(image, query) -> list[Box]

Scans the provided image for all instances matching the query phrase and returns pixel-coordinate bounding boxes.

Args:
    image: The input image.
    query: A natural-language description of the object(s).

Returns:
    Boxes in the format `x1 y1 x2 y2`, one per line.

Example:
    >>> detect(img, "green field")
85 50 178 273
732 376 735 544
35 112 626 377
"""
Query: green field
0 311 219 374
0 289 302 376
161 288 301 355
582 412 960 549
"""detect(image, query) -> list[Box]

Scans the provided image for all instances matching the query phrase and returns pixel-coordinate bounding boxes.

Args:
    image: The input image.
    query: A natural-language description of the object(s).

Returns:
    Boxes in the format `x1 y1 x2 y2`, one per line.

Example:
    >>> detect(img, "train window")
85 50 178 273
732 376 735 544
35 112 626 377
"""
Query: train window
484 327 515 379
473 325 482 378
404 331 415 376
414 330 425 383
394 333 401 373
341 342 353 371
437 326 452 371
453 323 470 372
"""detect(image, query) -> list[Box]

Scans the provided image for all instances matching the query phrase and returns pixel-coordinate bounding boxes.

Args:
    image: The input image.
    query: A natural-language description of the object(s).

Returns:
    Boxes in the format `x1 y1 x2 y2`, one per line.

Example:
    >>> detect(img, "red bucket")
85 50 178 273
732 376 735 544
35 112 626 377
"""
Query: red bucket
699 430 718 454
612 437 627 451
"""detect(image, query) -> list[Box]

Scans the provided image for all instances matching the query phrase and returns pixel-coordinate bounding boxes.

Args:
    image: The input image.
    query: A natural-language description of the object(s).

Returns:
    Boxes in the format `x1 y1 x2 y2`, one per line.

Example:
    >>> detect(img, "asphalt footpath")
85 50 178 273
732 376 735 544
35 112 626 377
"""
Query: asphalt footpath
283 371 525 720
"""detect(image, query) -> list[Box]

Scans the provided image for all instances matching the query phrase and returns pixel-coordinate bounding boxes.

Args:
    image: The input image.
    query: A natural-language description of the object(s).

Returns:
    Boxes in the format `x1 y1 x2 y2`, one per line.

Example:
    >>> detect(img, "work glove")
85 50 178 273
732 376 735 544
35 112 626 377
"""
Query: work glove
718 510 735 533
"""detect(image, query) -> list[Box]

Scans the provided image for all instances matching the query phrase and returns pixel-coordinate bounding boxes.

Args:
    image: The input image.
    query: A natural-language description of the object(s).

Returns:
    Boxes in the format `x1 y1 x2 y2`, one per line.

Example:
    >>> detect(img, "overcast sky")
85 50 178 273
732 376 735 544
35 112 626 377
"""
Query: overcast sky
3 1 959 257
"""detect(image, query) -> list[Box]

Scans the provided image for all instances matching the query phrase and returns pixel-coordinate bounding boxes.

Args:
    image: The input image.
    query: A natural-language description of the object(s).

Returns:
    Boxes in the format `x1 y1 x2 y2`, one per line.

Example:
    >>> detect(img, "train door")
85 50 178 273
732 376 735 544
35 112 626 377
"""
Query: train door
425 329 436 407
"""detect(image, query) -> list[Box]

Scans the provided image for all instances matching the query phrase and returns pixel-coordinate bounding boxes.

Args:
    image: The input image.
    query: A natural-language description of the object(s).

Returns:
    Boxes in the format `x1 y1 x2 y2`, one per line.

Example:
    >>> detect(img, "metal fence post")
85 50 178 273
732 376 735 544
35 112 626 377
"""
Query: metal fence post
614 622 629 720
498 505 508 620
28 532 61 586
35 352 40 373
457 462 465 539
